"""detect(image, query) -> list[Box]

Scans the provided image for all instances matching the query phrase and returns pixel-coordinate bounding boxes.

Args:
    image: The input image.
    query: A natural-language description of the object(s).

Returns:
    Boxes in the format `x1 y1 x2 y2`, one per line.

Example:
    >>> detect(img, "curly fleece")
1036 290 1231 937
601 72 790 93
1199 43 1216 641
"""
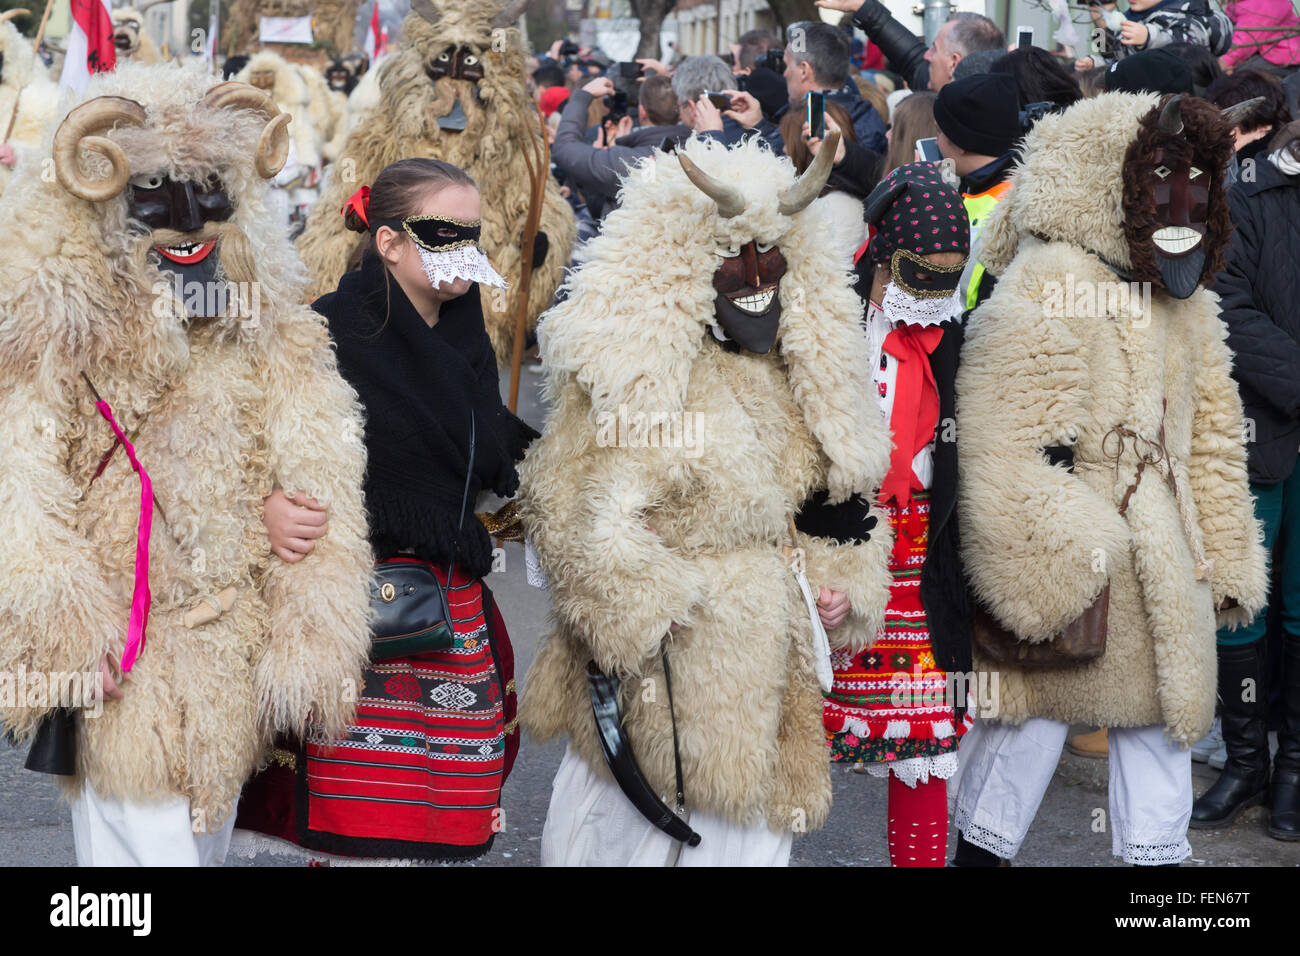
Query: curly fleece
958 92 1267 744
0 63 374 826
518 135 895 831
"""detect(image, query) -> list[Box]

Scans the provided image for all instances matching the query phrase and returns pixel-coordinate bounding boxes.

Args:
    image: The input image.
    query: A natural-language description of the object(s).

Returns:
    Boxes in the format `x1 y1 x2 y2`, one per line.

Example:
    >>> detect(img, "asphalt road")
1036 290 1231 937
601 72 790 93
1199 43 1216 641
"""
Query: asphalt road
2 365 1297 866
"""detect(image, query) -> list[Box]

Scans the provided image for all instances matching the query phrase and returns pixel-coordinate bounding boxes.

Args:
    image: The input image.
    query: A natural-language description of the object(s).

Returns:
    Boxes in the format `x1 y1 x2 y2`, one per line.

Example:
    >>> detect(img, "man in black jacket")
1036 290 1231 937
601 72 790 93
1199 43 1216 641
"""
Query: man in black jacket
550 73 691 220
816 0 1005 92
1195 125 1300 841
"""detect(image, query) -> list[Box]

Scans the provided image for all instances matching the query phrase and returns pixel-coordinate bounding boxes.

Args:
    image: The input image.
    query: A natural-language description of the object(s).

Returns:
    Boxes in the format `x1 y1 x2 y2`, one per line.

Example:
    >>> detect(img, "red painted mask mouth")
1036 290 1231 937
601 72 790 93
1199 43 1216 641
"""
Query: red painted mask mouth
155 238 217 264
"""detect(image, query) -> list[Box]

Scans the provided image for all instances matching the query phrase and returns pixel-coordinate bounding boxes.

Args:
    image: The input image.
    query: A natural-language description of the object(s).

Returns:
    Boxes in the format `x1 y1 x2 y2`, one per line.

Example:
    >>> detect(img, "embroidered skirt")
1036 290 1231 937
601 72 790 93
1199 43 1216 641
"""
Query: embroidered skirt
235 565 515 862
822 493 973 786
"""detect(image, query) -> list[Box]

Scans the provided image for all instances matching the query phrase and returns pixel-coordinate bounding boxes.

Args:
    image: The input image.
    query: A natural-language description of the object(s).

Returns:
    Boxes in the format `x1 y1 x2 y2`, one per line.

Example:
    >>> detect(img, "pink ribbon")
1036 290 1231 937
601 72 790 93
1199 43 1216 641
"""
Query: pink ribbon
94 399 153 674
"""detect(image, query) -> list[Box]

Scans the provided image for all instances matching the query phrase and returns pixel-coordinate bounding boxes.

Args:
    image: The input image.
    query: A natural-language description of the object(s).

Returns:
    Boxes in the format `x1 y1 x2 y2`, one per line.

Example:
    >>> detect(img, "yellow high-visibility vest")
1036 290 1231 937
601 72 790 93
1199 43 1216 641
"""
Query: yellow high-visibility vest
962 180 1012 311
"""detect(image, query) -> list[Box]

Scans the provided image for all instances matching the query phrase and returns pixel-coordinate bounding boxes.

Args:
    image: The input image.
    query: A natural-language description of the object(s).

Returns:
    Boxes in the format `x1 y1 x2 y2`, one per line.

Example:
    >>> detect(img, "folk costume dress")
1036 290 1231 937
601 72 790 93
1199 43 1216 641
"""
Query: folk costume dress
233 249 536 863
801 163 975 867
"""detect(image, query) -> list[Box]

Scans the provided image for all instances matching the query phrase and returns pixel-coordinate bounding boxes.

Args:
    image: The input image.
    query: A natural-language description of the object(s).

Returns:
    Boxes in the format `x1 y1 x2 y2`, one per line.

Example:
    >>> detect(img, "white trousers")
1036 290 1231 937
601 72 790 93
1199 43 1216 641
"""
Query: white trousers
70 780 236 867
541 744 793 867
952 718 1193 865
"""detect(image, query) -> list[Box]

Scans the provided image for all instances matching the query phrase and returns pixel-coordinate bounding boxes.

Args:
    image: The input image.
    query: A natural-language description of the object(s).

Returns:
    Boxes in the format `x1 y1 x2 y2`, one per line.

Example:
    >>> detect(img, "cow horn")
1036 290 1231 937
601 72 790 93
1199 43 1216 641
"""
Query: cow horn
490 0 531 28
677 151 745 219
1220 95 1266 129
1159 94 1185 135
778 130 840 217
52 96 146 203
202 81 291 179
410 0 441 25
0 9 31 26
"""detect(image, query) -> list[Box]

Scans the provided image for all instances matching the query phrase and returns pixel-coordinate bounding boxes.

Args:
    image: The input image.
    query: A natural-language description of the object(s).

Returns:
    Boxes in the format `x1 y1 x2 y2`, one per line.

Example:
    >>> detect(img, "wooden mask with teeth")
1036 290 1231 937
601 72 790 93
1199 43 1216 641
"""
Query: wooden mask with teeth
678 132 843 355
1122 94 1252 300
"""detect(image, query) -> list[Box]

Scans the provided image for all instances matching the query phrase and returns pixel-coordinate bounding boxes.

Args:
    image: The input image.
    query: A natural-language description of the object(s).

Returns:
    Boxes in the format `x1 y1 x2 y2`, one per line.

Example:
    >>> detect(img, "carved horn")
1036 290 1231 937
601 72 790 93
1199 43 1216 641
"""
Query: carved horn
778 130 840 217
677 151 745 219
491 0 531 28
52 96 147 203
202 81 291 179
0 9 31 26
410 0 441 25
1220 95 1266 129
1158 94 1185 135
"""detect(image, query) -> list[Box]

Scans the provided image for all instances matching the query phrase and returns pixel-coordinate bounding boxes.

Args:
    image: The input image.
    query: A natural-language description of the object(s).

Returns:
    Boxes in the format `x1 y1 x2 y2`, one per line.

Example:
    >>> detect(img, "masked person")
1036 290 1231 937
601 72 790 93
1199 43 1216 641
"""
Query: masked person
951 92 1268 867
234 158 536 864
0 64 374 866
299 0 576 366
0 8 60 191
800 162 973 867
518 135 894 867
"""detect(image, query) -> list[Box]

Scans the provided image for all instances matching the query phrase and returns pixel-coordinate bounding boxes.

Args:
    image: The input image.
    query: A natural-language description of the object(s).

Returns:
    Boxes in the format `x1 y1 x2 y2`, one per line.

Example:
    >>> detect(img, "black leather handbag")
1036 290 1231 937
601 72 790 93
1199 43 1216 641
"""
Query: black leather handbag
368 411 476 662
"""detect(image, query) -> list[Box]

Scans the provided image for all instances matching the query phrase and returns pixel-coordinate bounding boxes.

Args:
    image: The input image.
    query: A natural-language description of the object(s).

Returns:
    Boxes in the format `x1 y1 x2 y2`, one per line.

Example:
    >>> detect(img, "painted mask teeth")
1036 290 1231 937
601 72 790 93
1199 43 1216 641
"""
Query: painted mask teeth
1152 226 1201 255
729 288 777 314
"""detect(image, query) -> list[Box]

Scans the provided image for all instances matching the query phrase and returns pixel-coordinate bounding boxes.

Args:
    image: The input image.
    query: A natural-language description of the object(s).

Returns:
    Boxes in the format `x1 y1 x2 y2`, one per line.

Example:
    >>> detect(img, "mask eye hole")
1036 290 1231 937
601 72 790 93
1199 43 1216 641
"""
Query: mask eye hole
716 244 740 258
755 241 775 254
1154 165 1172 179
463 54 479 66
437 51 452 61
130 173 165 190
1190 166 1205 180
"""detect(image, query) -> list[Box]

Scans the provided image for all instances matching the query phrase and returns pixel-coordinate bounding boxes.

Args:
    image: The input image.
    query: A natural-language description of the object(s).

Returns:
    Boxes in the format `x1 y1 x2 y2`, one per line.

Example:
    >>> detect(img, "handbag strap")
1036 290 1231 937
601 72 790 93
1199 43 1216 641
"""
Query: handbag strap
437 410 477 621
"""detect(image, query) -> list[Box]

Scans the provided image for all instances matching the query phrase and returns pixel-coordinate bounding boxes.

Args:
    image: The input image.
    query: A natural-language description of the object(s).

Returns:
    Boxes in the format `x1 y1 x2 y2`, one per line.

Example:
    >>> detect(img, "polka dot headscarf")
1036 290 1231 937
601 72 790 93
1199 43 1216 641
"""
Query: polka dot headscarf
866 162 970 265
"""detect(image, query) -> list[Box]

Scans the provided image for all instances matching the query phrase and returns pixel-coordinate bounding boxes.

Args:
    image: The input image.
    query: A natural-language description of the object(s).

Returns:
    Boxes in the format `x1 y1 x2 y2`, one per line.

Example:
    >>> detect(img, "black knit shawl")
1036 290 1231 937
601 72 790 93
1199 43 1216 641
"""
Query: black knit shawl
313 250 537 577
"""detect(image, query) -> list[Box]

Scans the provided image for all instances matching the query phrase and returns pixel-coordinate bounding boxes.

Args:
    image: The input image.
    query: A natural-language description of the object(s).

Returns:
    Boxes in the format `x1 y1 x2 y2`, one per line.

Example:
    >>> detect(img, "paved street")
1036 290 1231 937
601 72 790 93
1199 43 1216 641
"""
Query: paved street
2 366 1297 867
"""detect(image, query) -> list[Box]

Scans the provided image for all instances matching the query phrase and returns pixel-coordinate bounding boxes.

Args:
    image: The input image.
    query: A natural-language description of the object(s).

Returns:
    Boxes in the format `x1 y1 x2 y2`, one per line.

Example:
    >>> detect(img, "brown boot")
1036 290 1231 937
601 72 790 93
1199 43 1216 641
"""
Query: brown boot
1067 727 1109 759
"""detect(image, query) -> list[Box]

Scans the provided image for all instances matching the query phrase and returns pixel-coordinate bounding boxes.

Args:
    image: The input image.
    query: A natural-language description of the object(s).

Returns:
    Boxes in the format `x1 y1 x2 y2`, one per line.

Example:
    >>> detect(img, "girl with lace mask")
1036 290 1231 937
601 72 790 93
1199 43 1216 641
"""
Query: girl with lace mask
239 158 535 864
805 161 972 867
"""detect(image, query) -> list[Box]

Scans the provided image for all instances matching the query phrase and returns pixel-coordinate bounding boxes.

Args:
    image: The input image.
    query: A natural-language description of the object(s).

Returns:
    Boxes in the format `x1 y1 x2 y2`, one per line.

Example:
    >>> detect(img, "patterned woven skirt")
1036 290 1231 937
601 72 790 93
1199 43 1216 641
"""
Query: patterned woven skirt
822 492 973 786
234 564 513 862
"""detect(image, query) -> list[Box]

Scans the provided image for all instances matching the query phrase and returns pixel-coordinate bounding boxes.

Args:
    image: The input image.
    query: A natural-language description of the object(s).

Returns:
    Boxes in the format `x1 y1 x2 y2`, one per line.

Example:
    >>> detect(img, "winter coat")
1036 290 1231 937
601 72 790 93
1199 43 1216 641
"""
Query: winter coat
1092 0 1233 66
518 137 894 831
1222 0 1300 69
957 93 1267 744
1213 153 1300 486
551 89 692 217
0 66 375 826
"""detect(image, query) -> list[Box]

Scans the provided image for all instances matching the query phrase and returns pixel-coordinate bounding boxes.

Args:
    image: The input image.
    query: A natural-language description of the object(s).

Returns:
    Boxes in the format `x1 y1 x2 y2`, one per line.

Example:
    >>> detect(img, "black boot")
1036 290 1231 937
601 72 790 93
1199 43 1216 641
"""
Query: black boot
1190 641 1270 829
1270 632 1300 840
950 831 1009 867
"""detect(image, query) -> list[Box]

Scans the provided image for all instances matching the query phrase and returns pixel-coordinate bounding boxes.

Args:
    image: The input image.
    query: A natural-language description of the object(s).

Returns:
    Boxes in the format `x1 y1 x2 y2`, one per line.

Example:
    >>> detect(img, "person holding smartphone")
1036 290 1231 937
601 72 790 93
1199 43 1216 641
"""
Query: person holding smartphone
550 73 692 220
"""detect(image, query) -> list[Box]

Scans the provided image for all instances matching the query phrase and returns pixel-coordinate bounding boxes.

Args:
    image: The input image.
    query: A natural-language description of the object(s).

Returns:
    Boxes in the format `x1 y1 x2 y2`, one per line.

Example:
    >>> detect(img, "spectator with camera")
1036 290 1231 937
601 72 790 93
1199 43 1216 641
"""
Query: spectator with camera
550 72 690 220
815 0 1005 92
705 22 886 160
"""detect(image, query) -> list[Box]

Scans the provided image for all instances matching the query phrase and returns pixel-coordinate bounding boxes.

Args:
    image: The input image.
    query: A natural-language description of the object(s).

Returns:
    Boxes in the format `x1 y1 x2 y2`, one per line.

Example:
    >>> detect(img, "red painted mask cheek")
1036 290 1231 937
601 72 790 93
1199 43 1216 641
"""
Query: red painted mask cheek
712 253 748 294
756 247 787 286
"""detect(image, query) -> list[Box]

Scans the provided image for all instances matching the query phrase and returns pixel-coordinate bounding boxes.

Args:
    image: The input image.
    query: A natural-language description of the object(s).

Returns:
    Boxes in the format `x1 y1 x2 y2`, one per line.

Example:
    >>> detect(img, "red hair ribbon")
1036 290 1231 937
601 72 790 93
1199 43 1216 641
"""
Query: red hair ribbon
342 185 371 227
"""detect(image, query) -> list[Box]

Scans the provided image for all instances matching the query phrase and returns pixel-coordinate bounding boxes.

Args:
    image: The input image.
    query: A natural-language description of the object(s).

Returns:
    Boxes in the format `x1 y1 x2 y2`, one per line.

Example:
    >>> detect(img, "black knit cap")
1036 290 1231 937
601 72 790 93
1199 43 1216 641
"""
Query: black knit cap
1103 48 1194 95
866 162 970 264
933 72 1021 159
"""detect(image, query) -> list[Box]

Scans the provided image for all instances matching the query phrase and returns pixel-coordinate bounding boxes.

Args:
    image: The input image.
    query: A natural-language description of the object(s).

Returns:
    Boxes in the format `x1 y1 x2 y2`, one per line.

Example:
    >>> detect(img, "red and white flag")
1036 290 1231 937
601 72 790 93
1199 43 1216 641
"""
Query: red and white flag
363 2 384 62
60 0 116 91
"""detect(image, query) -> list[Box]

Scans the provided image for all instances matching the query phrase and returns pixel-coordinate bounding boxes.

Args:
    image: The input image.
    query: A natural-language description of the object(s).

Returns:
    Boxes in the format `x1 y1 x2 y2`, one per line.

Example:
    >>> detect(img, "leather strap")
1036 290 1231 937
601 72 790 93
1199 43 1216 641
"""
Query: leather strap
662 648 687 814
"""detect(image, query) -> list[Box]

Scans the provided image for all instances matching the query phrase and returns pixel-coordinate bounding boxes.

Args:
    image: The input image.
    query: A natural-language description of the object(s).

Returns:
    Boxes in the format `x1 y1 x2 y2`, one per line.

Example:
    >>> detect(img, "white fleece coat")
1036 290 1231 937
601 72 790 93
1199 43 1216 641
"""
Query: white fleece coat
519 136 895 832
957 93 1268 744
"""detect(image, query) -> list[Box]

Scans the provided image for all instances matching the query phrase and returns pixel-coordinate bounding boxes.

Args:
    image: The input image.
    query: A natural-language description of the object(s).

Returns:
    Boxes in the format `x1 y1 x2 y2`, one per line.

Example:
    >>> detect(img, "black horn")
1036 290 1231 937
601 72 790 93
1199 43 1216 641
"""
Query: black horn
1159 94 1185 135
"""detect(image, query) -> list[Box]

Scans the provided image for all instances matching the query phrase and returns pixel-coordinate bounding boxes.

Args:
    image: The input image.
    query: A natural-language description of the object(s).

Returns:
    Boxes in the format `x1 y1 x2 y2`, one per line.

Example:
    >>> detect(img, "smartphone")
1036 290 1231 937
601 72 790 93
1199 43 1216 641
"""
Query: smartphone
617 61 644 80
704 91 732 111
807 90 825 140
915 136 942 163
1017 25 1034 47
